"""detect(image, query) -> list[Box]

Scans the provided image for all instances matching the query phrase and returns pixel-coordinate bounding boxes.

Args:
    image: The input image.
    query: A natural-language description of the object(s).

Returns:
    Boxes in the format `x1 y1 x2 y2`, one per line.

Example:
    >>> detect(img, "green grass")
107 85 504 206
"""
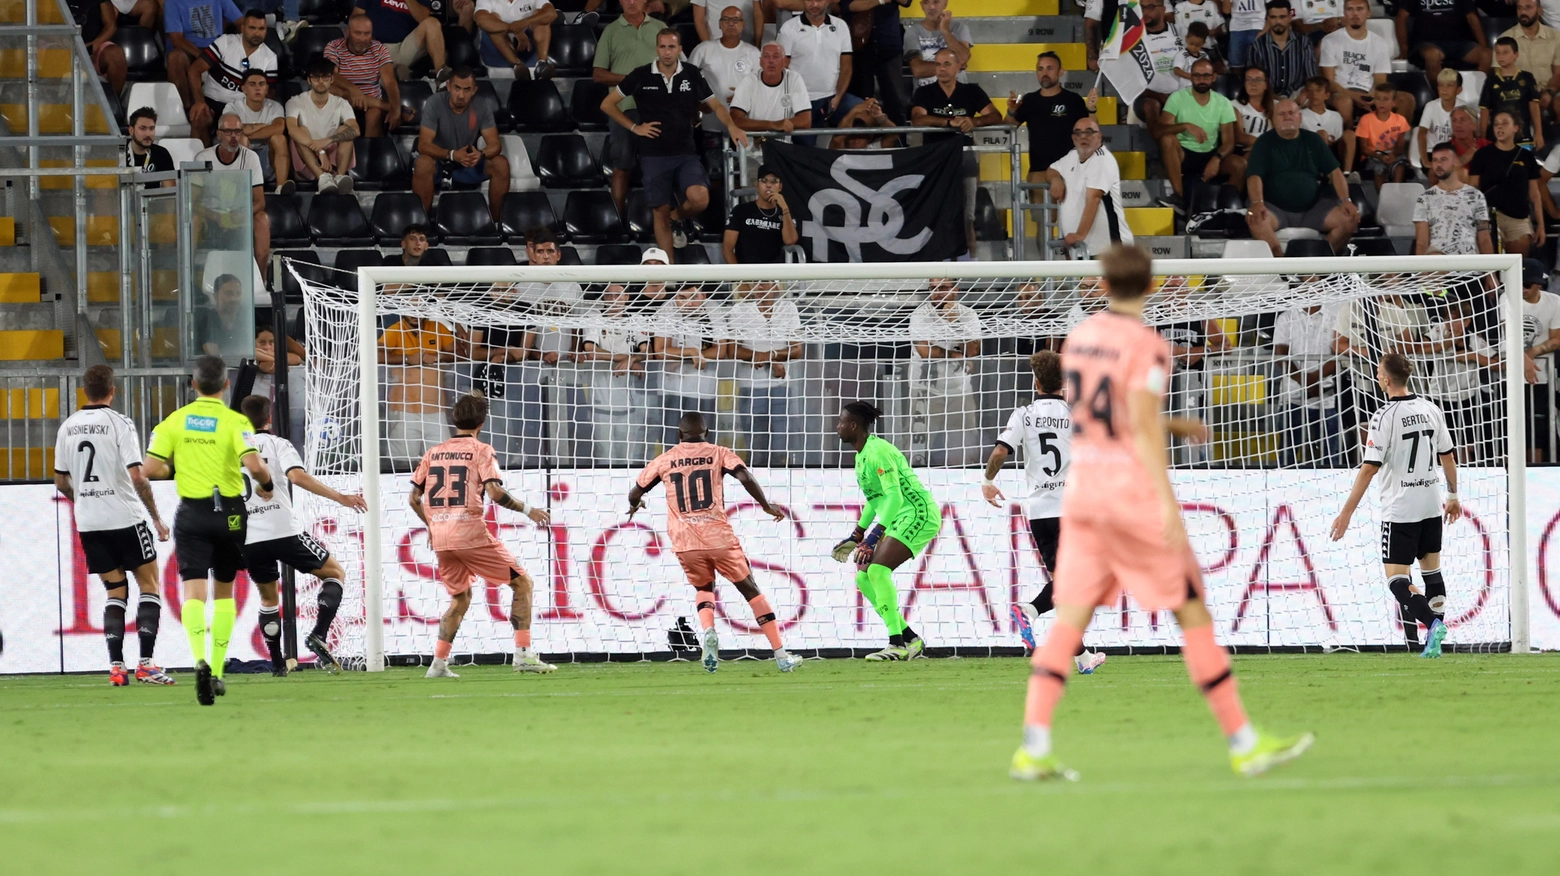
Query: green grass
2 654 1557 874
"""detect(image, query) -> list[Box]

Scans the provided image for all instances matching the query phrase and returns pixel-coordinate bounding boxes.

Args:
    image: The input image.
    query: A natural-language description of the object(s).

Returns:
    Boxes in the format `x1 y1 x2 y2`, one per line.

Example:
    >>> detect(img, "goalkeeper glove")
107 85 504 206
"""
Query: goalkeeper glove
854 525 885 566
831 532 862 563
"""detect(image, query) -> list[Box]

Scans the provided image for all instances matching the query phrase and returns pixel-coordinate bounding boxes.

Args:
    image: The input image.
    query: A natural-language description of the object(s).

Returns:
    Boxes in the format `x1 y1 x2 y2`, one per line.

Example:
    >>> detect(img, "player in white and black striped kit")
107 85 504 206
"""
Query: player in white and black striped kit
53 366 176 686
239 396 366 675
1330 353 1461 658
981 351 1107 674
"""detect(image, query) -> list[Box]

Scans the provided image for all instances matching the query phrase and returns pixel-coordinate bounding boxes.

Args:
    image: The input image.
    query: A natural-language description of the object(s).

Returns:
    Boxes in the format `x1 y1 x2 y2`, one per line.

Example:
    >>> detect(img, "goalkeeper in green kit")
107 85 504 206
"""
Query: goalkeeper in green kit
832 401 940 660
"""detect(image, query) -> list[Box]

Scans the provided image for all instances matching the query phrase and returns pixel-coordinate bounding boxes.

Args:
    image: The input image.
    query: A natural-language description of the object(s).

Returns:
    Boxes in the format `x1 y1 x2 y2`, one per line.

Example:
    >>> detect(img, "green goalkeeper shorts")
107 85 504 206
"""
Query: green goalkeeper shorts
885 492 942 557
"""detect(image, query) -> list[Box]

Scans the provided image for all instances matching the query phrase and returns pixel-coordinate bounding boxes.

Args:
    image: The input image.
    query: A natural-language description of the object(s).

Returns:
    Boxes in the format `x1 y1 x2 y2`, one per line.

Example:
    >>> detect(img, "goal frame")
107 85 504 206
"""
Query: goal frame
348 255 1529 671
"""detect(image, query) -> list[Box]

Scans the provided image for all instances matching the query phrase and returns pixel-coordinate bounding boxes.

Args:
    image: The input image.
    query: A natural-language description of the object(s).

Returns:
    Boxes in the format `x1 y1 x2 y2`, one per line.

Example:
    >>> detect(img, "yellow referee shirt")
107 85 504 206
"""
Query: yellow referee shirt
147 396 258 499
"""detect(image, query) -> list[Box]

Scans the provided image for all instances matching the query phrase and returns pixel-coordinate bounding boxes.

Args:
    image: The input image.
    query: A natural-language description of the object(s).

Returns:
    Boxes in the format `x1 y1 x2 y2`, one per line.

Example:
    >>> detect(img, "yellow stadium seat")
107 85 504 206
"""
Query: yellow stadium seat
96 329 123 360
0 217 14 246
0 47 72 77
0 1 66 23
0 102 110 133
87 272 120 303
0 329 65 361
49 215 119 247
967 43 1087 72
1096 96 1119 124
1114 151 1147 179
153 327 182 359
3 387 60 420
152 269 180 301
1125 207 1174 236
0 272 40 303
39 159 120 190
0 448 54 480
909 0 1058 15
148 214 177 245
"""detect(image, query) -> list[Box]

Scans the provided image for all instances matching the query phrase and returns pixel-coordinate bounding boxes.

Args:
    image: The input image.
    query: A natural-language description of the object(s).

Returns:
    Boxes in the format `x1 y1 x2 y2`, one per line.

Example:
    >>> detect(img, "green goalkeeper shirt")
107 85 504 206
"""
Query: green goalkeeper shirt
854 435 936 530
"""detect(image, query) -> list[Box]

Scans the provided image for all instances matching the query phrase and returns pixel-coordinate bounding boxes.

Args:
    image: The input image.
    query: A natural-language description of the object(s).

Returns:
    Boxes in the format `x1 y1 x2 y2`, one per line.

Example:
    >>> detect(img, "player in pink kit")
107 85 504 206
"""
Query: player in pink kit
1010 245 1314 781
628 411 802 674
409 393 554 677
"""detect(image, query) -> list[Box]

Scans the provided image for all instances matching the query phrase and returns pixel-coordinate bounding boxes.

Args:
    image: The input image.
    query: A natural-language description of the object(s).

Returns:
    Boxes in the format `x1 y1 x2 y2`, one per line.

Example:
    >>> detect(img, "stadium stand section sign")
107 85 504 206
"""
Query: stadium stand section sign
1 469 1556 672
764 139 966 263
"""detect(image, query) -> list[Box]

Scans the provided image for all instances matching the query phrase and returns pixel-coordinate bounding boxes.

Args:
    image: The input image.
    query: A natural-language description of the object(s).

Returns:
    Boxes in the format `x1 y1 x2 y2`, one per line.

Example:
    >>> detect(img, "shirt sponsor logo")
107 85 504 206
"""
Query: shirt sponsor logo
186 415 218 433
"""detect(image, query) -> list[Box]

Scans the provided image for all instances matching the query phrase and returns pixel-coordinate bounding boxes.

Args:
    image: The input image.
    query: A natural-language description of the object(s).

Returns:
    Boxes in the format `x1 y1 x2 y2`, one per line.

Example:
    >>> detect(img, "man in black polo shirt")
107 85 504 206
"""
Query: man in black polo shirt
723 165 798 264
1007 50 1097 254
910 48 1002 257
602 28 750 263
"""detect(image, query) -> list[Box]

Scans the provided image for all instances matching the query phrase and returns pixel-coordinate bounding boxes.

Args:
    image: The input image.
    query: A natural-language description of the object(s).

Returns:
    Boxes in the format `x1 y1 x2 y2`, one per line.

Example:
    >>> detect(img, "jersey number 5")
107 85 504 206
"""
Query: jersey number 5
427 465 469 507
1065 370 1115 438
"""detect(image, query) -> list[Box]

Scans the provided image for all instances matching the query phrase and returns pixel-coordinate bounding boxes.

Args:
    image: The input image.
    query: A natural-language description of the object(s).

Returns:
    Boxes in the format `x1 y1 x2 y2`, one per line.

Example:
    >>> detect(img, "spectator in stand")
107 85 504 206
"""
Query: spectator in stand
125 107 175 189
164 0 243 134
1083 0 1104 72
1248 1 1317 99
603 29 751 261
1468 108 1545 255
1514 259 1560 460
1414 142 1494 255
384 223 453 268
726 280 801 467
910 47 1001 257
1354 81 1411 188
694 0 761 47
1177 0 1227 41
1172 22 1217 88
1157 59 1238 208
847 0 912 125
194 113 271 278
593 0 667 216
779 0 860 127
1130 0 1187 141
1234 66 1275 164
354 0 453 83
286 57 360 194
1449 106 1486 173
730 41 814 134
325 14 403 137
578 284 650 465
475 0 558 81
1273 300 1344 467
903 0 971 92
1504 0 1560 116
1292 0 1340 39
225 69 289 194
1481 37 1545 149
72 0 128 97
1301 75 1351 167
1417 69 1462 169
378 315 457 466
828 98 901 148
653 284 726 449
1246 98 1360 255
106 0 158 29
1008 51 1097 251
724 166 798 263
189 10 276 144
414 67 509 221
1043 115 1133 258
1225 0 1268 71
910 279 983 466
1393 0 1488 90
690 6 762 132
196 273 249 356
1320 0 1393 126
1539 141 1560 218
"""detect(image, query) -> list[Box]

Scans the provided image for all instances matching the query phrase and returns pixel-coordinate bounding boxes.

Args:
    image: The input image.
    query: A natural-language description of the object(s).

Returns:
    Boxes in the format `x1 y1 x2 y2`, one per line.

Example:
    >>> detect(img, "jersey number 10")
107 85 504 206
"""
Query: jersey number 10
668 469 714 513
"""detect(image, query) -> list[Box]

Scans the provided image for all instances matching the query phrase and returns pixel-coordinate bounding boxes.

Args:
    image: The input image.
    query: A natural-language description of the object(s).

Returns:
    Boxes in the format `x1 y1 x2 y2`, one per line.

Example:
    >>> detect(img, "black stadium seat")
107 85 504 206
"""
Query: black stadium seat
974 188 1006 241
290 25 344 69
474 80 512 132
508 80 573 132
433 191 502 244
369 191 430 244
348 137 410 190
499 190 560 240
1185 180 1219 217
307 193 374 246
562 189 626 243
549 24 597 74
277 250 329 303
1348 236 1397 256
558 245 583 265
569 80 611 131
594 243 643 265
117 26 164 81
465 247 518 266
1284 238 1335 258
624 188 654 242
333 248 386 275
266 32 291 79
397 80 433 133
675 23 701 53
536 134 604 187
299 0 353 23
674 244 711 264
412 26 481 78
266 194 311 247
277 78 307 105
1388 72 1432 121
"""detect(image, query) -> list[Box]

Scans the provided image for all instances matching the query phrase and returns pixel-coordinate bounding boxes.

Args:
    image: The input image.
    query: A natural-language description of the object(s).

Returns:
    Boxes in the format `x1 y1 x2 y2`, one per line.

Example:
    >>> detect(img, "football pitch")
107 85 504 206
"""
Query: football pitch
2 654 1556 875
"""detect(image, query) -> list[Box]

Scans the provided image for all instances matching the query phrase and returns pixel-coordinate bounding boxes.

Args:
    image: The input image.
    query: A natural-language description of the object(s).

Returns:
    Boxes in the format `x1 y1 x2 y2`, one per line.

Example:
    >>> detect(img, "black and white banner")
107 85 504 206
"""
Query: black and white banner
763 138 967 263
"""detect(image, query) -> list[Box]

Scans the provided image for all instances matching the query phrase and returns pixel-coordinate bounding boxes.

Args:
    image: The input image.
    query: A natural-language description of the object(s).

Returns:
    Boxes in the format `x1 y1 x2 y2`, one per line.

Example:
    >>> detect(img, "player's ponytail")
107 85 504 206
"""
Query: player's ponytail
843 400 883 430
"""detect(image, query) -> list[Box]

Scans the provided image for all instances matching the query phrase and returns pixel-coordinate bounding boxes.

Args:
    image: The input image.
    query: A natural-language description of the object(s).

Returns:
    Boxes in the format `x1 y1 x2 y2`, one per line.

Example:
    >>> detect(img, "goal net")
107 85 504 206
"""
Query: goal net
291 255 1529 670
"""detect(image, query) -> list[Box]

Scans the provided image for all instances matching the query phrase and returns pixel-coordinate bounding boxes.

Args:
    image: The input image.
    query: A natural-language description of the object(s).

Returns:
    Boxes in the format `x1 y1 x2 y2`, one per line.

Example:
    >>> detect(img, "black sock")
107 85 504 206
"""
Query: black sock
1388 575 1438 630
1399 602 1421 647
258 606 283 668
1422 569 1446 619
311 578 343 640
136 593 162 661
902 626 919 644
888 632 904 647
104 597 126 665
1030 583 1055 616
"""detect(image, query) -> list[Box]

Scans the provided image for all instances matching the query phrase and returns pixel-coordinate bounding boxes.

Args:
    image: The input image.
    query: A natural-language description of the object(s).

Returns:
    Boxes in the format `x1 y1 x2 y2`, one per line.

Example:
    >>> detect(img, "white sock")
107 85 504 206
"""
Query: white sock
1228 723 1258 755
431 657 446 668
1019 603 1041 621
516 647 531 659
775 648 789 660
1022 725 1051 758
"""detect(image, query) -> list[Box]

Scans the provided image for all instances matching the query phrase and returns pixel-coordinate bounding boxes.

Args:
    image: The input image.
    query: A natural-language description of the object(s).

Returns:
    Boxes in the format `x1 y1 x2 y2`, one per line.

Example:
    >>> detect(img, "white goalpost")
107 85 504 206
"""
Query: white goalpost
291 255 1530 672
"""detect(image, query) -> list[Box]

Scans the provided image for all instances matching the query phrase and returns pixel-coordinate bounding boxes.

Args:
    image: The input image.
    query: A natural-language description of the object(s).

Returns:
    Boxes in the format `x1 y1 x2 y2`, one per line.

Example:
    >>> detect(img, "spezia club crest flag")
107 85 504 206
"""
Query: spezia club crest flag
1098 0 1151 106
763 138 967 262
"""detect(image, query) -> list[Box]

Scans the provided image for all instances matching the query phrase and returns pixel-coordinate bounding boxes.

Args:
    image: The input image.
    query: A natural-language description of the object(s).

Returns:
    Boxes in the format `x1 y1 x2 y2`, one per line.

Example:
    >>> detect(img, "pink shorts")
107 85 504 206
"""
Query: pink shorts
1053 516 1204 612
676 547 752 588
436 542 525 595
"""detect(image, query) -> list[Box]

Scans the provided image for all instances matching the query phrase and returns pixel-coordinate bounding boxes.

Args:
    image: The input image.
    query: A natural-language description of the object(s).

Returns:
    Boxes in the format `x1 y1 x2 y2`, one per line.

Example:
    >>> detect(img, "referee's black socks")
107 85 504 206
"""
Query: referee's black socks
1388 576 1439 632
136 592 162 661
259 605 283 669
104 597 127 665
311 578 344 641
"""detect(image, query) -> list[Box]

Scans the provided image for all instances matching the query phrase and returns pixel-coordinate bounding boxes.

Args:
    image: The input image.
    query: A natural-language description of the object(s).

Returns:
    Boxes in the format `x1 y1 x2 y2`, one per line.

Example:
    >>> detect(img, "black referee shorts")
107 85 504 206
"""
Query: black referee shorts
173 495 248 582
1380 516 1443 566
243 533 331 583
79 522 158 579
1029 517 1060 575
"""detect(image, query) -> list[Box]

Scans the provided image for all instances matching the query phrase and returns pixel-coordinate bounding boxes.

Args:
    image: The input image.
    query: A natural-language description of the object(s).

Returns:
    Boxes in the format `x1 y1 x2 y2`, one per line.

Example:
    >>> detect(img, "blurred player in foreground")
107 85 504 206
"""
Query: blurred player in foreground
982 351 1106 674
409 393 553 678
628 411 802 673
1011 245 1313 781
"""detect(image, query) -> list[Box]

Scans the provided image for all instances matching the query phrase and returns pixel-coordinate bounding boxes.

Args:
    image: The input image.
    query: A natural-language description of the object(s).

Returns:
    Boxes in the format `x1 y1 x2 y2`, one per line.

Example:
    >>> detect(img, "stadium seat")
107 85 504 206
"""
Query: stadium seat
674 243 711 264
411 25 481 78
397 80 433 133
624 188 655 241
975 188 1006 241
594 243 643 265
1388 73 1431 122
474 79 512 132
417 248 455 267
276 249 328 302
1365 18 1399 58
499 189 560 240
201 250 264 296
1346 183 1378 231
549 24 598 74
557 245 583 265
508 80 573 132
333 248 386 275
277 78 307 105
676 23 701 52
116 26 163 81
266 194 311 247
1221 239 1273 259
465 246 518 266
1185 180 1220 217
1216 184 1246 211
290 25 343 69
1459 72 1485 108
266 32 291 79
158 137 204 167
1348 236 1398 256
570 80 611 131
536 134 604 187
562 189 626 243
299 0 353 23
1284 237 1335 258
123 83 189 138
433 191 502 244
499 134 542 191
348 137 411 191
369 191 430 244
1376 183 1423 237
307 193 374 246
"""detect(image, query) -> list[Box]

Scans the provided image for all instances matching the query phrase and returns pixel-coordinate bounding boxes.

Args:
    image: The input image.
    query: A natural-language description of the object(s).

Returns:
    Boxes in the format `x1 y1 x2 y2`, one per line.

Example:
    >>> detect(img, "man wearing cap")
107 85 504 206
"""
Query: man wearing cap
724 165 797 264
1510 257 1560 459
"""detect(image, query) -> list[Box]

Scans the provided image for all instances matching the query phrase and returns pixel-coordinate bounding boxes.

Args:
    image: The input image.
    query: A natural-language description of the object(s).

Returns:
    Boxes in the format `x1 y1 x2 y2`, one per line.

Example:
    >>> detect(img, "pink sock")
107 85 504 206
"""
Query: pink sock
747 595 783 650
1023 620 1083 728
434 640 452 661
513 629 531 649
1181 624 1248 736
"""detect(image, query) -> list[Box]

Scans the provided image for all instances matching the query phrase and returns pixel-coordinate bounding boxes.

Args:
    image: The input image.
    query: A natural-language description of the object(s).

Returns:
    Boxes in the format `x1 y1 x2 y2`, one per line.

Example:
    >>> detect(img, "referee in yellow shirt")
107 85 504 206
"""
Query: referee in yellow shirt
144 356 273 706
